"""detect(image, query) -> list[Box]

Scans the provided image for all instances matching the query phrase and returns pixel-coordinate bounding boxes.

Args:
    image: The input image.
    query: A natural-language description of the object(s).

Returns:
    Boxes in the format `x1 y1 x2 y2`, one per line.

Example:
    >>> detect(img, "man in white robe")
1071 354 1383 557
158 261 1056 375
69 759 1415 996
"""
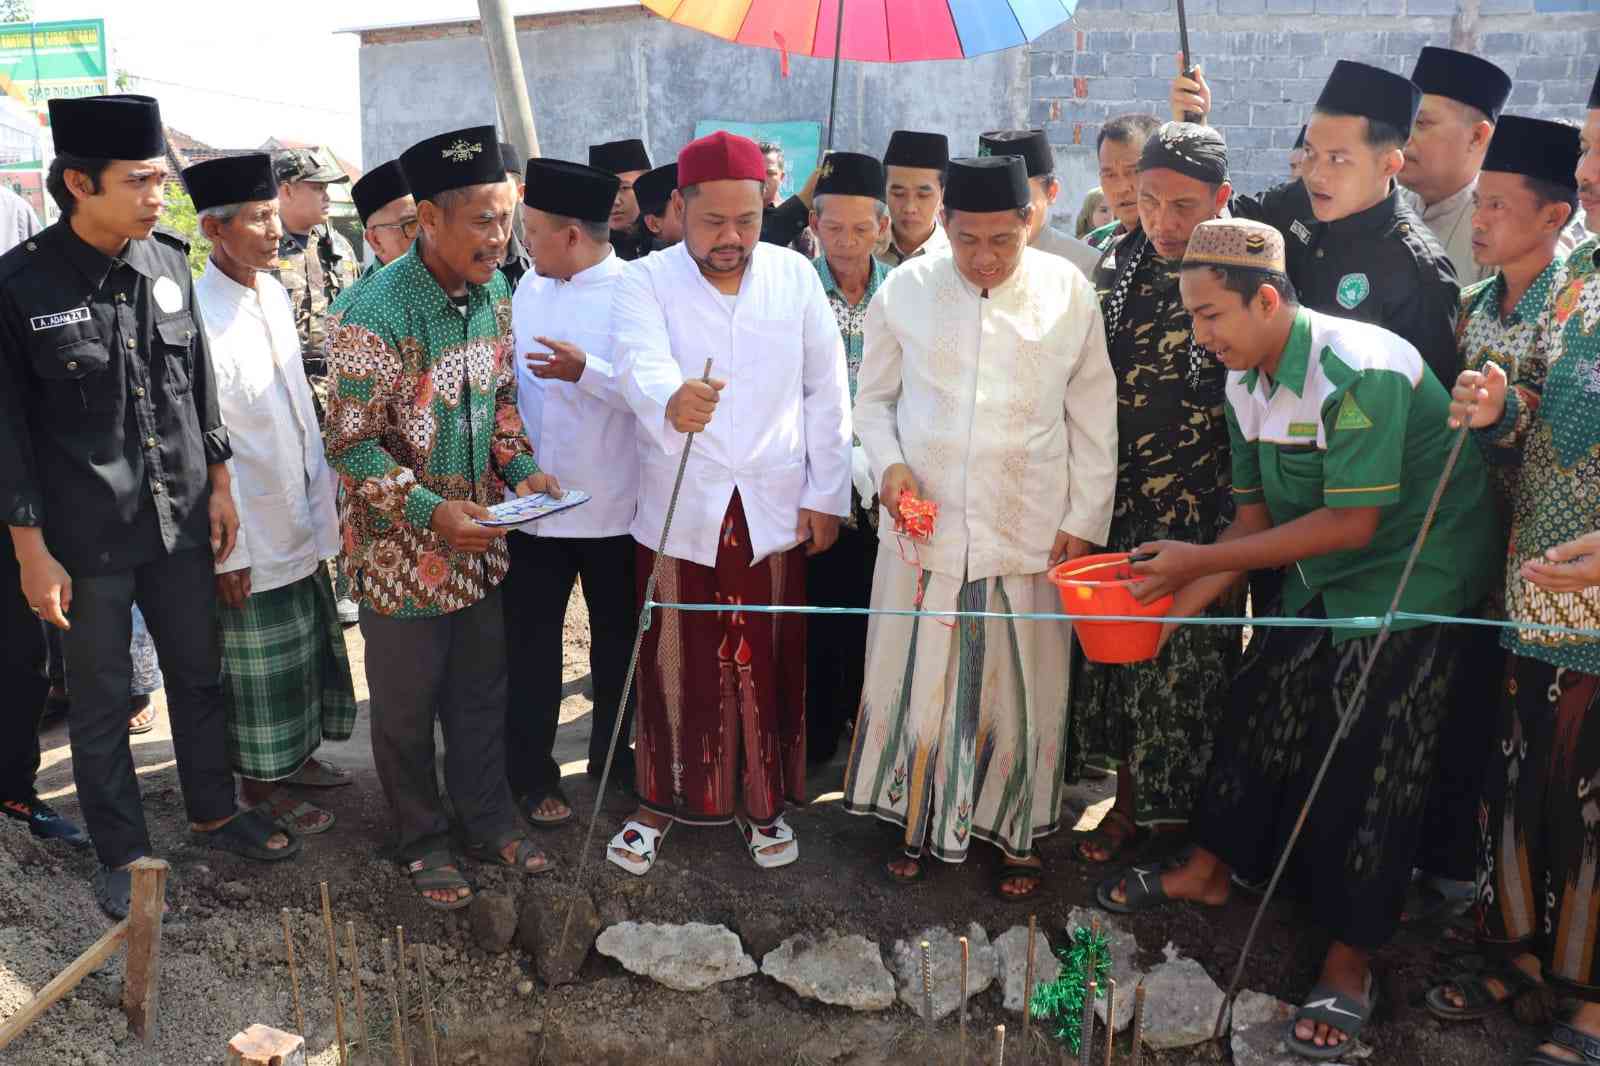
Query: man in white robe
843 155 1117 899
608 131 851 876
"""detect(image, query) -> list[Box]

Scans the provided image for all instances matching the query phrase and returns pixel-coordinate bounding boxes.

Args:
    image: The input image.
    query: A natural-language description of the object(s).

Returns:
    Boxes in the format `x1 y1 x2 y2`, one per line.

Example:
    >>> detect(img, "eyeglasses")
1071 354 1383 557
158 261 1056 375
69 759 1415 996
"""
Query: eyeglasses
372 217 419 239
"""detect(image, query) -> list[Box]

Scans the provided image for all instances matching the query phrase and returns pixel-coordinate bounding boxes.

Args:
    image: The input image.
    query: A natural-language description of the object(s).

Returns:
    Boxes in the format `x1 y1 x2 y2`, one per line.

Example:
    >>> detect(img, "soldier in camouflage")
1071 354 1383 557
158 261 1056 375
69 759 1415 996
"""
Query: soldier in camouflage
272 147 357 418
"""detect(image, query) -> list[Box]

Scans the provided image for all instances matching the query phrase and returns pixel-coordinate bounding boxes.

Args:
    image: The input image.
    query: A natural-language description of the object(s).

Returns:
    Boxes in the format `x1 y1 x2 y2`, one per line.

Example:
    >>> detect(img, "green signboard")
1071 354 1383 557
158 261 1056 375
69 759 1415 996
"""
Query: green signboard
0 19 109 110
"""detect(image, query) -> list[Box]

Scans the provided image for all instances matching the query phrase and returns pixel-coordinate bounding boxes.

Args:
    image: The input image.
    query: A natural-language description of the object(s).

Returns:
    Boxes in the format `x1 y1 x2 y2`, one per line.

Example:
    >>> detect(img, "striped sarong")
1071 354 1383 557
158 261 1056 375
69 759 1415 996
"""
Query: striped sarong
218 569 357 780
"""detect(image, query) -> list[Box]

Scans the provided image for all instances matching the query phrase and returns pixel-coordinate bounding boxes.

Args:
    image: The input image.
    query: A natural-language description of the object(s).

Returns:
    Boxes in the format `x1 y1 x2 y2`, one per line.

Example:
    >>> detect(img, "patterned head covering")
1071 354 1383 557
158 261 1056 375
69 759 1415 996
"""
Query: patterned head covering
1183 219 1287 273
1137 122 1228 184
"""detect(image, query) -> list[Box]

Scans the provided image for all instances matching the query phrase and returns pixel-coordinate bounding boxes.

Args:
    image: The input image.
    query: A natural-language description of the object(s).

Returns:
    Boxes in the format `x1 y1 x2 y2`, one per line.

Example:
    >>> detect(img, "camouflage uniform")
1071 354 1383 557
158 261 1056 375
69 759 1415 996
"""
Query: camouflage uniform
1066 229 1242 827
270 148 357 419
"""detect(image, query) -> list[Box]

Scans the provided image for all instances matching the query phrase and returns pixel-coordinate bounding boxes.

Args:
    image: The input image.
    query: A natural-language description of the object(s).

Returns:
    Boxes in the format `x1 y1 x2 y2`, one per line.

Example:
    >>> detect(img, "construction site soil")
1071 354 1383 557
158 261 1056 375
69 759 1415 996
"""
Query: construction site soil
0 592 1551 1065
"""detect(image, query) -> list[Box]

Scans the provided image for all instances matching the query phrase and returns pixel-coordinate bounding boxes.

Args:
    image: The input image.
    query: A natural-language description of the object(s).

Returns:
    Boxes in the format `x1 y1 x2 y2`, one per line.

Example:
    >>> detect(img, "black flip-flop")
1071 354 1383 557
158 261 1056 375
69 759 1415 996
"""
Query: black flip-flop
407 850 475 912
94 865 133 920
884 854 925 885
994 861 1045 902
1287 978 1376 1060
1425 961 1546 1022
1527 1022 1600 1065
1096 863 1174 914
1072 810 1144 865
465 836 553 876
191 804 302 862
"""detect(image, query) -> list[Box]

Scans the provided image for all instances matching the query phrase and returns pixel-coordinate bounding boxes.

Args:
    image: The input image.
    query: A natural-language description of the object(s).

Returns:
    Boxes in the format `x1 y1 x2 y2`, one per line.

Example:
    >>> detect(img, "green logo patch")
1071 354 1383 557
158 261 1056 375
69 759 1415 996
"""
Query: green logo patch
1334 391 1373 431
1287 421 1318 437
1336 272 1371 310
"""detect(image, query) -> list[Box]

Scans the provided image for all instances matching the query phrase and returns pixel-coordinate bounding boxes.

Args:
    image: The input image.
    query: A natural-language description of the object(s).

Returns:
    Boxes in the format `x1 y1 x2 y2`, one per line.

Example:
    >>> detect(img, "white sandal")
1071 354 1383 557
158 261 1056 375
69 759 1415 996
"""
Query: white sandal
607 819 669 877
736 814 798 869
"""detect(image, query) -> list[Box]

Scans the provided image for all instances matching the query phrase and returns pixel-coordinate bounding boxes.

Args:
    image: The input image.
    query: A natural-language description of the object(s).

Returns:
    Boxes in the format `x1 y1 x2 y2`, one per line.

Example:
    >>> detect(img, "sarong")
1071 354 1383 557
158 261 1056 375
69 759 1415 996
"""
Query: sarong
1193 598 1456 948
842 554 1071 862
633 493 806 824
1479 656 1600 1001
218 569 358 780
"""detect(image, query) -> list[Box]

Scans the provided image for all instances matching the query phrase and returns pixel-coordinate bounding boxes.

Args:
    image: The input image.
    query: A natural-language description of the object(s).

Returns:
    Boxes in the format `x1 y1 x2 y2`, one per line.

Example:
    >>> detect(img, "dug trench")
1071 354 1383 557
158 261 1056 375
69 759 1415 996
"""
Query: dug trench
0 592 1550 1065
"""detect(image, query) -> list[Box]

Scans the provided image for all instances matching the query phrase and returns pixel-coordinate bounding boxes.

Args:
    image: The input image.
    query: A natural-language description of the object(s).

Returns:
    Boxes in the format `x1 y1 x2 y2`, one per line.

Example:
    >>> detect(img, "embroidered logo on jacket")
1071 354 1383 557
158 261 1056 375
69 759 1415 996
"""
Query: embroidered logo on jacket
1334 391 1373 431
30 307 90 331
1336 273 1371 310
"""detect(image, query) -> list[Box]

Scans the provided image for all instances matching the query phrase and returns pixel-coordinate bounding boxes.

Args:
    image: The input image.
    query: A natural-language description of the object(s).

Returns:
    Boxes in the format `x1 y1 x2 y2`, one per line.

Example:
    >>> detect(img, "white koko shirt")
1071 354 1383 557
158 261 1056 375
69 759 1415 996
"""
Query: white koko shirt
510 250 639 539
196 262 338 593
615 240 853 568
855 246 1118 581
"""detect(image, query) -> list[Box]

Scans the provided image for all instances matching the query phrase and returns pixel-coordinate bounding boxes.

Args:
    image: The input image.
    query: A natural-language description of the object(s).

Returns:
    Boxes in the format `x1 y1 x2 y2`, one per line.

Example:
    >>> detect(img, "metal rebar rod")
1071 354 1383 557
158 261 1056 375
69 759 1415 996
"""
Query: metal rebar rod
318 883 347 1066
958 935 969 1066
1104 979 1117 1066
920 940 934 1030
1023 915 1038 1042
415 944 441 1066
824 0 846 149
280 909 306 1037
395 926 412 1066
345 922 368 1061
994 1024 1006 1066
381 937 406 1066
1130 983 1146 1066
1080 980 1096 1066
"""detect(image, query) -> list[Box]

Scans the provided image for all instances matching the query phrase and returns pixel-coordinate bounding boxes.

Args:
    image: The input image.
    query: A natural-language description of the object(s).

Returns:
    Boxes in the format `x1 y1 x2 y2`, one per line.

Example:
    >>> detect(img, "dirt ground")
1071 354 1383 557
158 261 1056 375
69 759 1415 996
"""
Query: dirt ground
0 591 1554 1065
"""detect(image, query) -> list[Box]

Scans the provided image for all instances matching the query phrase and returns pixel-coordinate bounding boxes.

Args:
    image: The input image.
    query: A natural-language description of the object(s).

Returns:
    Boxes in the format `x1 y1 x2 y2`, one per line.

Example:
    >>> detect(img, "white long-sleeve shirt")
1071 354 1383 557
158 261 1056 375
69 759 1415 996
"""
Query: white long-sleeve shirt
510 251 638 538
615 240 852 568
855 246 1118 581
196 262 338 592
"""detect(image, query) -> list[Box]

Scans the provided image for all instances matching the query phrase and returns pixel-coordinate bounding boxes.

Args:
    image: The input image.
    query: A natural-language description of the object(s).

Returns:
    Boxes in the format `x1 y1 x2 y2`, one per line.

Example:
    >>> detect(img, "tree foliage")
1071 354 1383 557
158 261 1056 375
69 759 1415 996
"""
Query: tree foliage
158 184 211 278
0 1 35 23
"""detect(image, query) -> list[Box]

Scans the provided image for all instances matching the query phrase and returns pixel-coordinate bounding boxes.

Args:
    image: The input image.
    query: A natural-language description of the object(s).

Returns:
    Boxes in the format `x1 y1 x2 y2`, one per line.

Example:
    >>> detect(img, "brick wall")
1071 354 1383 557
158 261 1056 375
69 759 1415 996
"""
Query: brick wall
1028 5 1600 199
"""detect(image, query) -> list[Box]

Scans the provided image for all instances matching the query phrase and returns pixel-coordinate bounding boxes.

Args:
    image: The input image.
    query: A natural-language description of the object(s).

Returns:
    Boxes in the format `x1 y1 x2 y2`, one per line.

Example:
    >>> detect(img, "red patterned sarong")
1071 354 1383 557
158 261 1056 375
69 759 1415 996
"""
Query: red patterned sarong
634 493 807 824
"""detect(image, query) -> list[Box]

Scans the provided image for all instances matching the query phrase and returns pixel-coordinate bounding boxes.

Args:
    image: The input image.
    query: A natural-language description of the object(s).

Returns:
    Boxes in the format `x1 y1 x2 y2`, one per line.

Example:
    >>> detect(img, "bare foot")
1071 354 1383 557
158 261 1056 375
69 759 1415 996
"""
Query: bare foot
999 856 1043 898
530 795 571 822
886 857 921 881
422 866 470 905
1293 942 1370 1051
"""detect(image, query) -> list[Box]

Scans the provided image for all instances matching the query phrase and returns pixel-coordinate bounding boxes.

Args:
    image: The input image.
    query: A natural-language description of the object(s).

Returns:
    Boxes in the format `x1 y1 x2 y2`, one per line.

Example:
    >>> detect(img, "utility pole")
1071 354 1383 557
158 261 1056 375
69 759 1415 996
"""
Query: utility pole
477 0 540 162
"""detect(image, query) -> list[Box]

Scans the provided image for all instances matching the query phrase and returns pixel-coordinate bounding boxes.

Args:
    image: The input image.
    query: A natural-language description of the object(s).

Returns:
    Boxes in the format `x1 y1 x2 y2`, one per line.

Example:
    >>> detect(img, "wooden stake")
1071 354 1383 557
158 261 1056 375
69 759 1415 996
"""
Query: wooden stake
1104 979 1117 1066
345 922 368 1060
396 926 412 1066
993 1023 1006 1066
920 939 933 1029
281 909 306 1037
958 935 969 1066
415 943 441 1066
381 937 407 1066
1130 982 1147 1066
121 856 170 1042
1022 915 1038 1043
0 921 127 1050
318 882 348 1065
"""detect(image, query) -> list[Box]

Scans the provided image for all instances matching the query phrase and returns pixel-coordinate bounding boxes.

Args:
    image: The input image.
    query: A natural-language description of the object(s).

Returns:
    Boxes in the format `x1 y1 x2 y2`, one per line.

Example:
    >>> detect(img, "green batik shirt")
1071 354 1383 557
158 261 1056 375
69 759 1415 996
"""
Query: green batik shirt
325 248 539 618
1478 236 1600 670
1226 306 1499 642
813 253 889 402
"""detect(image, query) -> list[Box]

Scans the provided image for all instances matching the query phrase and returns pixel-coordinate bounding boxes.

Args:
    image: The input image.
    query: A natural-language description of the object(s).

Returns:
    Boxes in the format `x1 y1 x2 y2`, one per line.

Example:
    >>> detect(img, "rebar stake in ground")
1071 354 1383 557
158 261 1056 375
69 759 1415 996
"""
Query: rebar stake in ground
280 909 305 1038
1130 982 1147 1066
994 1023 1006 1066
318 882 347 1065
395 925 412 1066
381 937 406 1065
416 943 441 1066
921 939 934 1031
1104 979 1118 1066
344 922 367 1060
1023 915 1038 1043
959 935 970 1065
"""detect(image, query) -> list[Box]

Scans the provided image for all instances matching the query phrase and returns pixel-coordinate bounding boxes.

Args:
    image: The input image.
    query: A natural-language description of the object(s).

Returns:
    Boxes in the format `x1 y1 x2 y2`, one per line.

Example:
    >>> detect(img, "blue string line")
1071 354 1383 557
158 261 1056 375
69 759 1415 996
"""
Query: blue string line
643 600 1600 641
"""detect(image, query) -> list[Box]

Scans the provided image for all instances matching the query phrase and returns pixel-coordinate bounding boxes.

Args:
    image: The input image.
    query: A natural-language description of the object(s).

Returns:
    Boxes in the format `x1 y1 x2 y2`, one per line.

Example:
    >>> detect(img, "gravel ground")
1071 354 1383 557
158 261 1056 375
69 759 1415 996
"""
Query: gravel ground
0 590 1552 1064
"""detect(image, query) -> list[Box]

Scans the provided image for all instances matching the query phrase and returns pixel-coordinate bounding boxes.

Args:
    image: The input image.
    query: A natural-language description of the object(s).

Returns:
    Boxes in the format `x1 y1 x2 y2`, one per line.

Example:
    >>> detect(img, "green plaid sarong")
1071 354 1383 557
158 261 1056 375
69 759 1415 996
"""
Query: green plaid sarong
218 569 358 780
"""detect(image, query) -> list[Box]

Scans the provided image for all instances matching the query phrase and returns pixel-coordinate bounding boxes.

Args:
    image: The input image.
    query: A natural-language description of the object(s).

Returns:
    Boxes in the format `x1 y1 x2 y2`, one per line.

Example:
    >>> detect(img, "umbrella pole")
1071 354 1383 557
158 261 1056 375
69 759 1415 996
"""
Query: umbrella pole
825 0 845 148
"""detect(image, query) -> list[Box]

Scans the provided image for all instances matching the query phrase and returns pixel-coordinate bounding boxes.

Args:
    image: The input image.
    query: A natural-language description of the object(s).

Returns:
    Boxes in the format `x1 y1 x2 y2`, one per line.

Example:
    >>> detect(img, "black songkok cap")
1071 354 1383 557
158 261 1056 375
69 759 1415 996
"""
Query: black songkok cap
351 160 410 224
634 163 678 218
400 126 505 203
978 129 1053 179
1590 63 1600 110
588 138 651 175
1410 47 1512 122
181 152 276 213
943 156 1029 213
522 158 620 225
48 93 164 160
499 141 525 176
1138 121 1228 184
883 130 949 171
1316 60 1422 137
1482 114 1581 190
815 152 886 202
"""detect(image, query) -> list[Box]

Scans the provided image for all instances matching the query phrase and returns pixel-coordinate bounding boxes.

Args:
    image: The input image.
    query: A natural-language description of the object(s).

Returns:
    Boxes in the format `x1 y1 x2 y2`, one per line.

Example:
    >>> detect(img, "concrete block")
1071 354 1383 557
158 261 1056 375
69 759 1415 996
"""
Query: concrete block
1269 0 1316 11
1288 32 1325 55
1122 0 1172 13
1029 99 1056 126
1541 79 1590 105
1187 31 1231 55
1136 77 1177 103
1405 0 1456 14
1329 30 1386 55
1299 55 1343 82
1480 0 1535 11
1530 30 1585 54
1134 31 1183 55
1382 31 1432 56
1105 52 1154 77
1088 77 1138 101
1072 52 1105 76
1029 51 1058 78
1251 102 1302 127
1508 81 1543 106
1218 0 1268 14
1315 0 1367 13
1365 0 1404 14
1210 101 1253 127
1222 125 1275 148
1280 79 1323 105
1033 75 1079 98
1252 57 1303 79
1517 56 1574 80
1087 30 1133 53
1479 32 1528 54
1030 24 1076 51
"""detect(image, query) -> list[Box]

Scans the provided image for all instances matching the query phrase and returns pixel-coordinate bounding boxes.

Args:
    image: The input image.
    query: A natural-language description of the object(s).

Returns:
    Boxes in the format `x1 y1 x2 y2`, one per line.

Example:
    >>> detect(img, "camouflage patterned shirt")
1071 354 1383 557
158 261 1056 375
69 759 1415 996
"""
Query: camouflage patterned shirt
274 224 358 376
1093 230 1232 544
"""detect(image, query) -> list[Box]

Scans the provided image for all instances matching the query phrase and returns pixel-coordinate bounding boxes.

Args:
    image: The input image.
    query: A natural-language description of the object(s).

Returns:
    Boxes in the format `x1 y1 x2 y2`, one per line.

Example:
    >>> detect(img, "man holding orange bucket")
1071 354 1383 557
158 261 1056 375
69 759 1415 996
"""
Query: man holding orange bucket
1098 218 1497 1058
843 155 1117 902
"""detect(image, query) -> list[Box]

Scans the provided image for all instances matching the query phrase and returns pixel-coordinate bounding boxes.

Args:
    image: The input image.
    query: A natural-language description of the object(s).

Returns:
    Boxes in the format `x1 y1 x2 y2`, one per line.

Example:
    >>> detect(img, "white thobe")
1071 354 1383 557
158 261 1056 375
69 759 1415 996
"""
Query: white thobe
196 263 338 593
1032 224 1105 279
510 252 638 538
855 247 1118 581
615 241 852 568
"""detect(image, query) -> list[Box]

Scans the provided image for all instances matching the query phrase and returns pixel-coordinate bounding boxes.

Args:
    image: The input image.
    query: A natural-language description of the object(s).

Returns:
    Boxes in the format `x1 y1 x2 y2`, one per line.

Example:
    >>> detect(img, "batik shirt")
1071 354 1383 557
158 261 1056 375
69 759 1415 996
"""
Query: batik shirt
1479 236 1600 670
814 254 889 402
325 248 539 618
1457 259 1564 538
1093 232 1231 545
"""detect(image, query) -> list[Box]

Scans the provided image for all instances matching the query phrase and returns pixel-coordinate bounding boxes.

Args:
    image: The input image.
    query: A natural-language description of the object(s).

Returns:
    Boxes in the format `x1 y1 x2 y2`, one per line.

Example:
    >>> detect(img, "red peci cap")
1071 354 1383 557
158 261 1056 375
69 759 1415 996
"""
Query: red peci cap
677 130 765 189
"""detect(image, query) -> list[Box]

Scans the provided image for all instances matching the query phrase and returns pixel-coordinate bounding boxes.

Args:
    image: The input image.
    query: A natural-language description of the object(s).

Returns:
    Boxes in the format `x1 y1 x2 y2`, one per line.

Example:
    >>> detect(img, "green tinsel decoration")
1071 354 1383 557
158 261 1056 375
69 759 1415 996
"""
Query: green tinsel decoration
1028 923 1112 1054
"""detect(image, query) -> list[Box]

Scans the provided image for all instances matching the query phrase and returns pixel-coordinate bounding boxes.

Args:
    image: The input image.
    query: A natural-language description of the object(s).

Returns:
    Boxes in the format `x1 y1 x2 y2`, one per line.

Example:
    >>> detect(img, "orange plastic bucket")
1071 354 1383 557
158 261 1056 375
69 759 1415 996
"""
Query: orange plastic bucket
1048 552 1174 664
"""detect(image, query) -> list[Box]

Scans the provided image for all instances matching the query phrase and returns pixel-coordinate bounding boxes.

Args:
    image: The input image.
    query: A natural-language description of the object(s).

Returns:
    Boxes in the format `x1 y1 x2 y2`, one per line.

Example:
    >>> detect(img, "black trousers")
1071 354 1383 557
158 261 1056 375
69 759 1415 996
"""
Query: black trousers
805 521 878 762
361 589 516 863
501 532 637 801
61 548 235 868
0 545 49 802
1417 616 1503 883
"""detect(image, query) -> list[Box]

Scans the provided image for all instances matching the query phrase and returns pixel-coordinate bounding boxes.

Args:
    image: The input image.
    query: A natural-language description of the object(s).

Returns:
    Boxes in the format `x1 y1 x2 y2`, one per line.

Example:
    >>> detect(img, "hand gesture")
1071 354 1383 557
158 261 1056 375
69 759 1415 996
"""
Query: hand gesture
1049 532 1094 567
430 499 509 554
665 377 726 433
19 548 72 630
527 337 587 383
1521 531 1600 593
210 486 240 565
798 509 840 556
1170 55 1211 122
879 463 920 518
1448 362 1507 430
1128 539 1205 604
216 569 253 609
515 472 564 498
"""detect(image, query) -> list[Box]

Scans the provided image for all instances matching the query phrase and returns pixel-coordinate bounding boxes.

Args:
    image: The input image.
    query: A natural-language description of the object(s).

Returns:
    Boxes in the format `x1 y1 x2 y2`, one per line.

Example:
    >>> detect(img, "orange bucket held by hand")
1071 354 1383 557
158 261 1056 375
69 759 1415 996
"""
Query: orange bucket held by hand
1048 552 1174 664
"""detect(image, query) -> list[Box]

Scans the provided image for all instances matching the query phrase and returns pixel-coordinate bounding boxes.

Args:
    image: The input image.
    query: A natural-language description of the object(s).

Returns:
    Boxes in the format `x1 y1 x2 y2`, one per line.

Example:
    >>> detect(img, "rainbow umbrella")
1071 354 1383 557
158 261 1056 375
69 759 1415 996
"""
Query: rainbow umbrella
641 0 1079 145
